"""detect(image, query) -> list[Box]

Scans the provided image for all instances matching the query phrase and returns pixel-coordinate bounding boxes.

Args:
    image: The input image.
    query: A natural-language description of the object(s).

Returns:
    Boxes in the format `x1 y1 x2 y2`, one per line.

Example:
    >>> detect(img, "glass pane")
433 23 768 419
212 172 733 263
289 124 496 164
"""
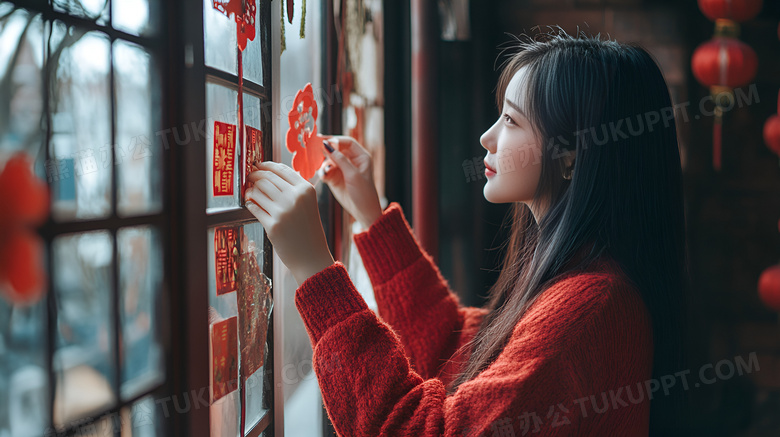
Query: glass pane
53 0 110 25
114 39 163 217
207 222 269 437
49 26 112 221
206 81 239 212
0 8 45 155
120 395 162 436
204 0 237 75
0 300 49 436
242 3 262 85
239 222 270 432
118 226 164 400
52 230 116 428
113 0 159 37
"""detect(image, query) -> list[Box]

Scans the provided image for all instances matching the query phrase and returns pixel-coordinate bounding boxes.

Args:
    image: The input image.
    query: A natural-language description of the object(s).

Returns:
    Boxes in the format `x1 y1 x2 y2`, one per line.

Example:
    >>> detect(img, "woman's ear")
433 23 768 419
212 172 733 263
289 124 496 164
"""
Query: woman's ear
564 149 576 170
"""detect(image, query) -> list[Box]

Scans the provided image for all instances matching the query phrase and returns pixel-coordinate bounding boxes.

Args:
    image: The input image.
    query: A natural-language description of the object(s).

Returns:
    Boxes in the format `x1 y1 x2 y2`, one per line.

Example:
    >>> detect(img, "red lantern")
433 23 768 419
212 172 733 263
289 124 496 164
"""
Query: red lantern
691 25 758 171
691 37 758 89
758 264 780 312
697 0 763 23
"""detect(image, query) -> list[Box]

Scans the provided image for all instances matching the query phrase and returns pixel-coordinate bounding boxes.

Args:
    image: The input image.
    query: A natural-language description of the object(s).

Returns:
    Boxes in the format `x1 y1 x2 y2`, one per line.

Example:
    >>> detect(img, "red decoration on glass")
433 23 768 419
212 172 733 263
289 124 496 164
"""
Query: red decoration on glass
210 316 239 402
243 125 263 192
212 0 257 51
697 0 763 22
237 251 273 379
215 227 240 295
286 83 326 180
758 264 780 312
236 0 256 51
0 153 50 305
213 121 236 196
287 0 295 24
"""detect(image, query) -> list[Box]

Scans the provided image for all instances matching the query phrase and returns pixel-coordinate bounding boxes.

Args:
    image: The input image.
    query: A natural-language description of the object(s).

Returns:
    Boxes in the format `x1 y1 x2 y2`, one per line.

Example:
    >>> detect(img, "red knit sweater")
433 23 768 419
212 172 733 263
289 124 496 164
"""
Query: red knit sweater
294 202 654 436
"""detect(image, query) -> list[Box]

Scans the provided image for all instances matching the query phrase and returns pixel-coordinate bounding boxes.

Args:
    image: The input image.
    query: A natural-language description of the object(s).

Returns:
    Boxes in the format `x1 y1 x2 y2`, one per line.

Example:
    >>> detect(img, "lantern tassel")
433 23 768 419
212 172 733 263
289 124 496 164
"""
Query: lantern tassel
713 106 723 171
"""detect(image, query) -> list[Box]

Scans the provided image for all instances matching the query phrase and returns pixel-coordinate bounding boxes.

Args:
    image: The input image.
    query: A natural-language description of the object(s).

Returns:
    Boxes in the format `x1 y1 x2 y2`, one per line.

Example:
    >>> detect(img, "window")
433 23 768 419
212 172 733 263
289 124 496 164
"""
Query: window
0 0 167 435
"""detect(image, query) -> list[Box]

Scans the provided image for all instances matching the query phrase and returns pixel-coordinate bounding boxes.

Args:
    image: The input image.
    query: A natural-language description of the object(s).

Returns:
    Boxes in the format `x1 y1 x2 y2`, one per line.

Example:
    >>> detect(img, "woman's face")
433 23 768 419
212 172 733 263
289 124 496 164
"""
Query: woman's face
480 66 543 205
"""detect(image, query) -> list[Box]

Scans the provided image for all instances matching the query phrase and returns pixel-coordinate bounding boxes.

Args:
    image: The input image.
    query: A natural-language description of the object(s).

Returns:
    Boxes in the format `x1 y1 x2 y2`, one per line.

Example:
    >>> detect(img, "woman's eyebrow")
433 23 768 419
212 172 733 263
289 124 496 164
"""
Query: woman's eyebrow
505 98 526 119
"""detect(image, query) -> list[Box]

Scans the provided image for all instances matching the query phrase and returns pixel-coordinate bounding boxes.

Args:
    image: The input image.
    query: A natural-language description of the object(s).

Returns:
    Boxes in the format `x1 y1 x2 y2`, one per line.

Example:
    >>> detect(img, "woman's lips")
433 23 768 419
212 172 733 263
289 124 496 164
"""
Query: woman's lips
484 160 497 176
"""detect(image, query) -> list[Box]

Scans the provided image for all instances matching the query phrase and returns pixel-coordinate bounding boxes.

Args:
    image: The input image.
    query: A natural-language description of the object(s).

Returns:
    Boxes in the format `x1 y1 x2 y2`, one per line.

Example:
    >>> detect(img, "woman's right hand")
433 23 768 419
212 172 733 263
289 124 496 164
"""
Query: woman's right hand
318 136 383 230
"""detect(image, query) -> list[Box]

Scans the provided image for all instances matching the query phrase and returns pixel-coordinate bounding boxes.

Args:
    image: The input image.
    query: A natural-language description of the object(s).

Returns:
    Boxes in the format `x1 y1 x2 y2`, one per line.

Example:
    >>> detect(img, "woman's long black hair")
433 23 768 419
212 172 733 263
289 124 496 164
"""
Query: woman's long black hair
445 27 691 434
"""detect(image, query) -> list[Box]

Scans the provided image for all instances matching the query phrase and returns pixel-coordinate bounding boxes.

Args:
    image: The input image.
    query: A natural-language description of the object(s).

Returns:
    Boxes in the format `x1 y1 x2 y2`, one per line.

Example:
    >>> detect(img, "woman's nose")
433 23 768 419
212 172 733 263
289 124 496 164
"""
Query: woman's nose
480 125 496 153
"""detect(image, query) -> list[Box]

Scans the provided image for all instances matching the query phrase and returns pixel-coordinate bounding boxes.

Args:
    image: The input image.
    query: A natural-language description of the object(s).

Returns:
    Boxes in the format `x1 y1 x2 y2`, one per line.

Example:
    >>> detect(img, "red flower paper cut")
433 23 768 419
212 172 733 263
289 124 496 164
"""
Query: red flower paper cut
286 83 326 180
0 153 50 305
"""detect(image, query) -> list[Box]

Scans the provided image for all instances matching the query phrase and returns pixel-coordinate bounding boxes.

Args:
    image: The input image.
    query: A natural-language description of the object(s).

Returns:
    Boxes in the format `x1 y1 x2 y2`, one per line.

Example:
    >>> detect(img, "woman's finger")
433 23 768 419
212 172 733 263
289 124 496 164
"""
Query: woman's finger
245 187 279 218
247 168 289 193
329 136 370 161
323 141 358 178
258 161 304 186
245 198 272 225
255 178 283 201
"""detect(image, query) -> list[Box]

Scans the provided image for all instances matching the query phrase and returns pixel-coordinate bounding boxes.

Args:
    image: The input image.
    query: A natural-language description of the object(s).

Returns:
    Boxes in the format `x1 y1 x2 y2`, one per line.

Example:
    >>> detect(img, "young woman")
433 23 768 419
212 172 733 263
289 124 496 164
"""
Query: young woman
245 29 689 436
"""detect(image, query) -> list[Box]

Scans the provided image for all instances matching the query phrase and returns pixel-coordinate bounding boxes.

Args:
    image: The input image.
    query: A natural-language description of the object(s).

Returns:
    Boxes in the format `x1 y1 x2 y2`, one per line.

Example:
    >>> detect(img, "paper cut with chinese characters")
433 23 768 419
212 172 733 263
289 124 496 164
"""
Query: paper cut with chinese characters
237 250 273 380
286 83 326 180
212 0 257 51
213 121 236 196
243 125 263 193
210 316 238 403
215 226 240 295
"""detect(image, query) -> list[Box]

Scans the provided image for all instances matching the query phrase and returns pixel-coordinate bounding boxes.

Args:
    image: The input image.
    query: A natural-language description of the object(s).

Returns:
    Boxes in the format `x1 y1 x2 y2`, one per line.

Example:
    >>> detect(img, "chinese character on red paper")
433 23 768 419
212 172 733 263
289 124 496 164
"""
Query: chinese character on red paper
210 316 238 403
243 125 263 192
213 121 236 196
215 227 240 295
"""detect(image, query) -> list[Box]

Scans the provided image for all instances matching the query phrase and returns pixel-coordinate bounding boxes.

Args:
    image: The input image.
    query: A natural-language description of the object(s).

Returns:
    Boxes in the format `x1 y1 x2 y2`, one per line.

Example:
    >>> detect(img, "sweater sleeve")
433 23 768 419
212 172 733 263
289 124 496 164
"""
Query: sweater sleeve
351 201 488 380
294 262 653 437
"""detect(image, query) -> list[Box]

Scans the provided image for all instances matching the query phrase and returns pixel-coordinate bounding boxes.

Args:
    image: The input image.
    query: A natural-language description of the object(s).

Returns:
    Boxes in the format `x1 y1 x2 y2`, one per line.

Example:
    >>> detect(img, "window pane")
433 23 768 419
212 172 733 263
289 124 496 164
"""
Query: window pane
0 8 44 155
204 0 237 75
207 222 270 436
0 299 49 436
112 0 159 37
239 222 270 432
114 39 163 217
49 26 112 221
118 226 164 400
242 4 262 86
120 395 163 436
207 225 240 437
52 230 116 428
206 81 239 212
53 0 110 25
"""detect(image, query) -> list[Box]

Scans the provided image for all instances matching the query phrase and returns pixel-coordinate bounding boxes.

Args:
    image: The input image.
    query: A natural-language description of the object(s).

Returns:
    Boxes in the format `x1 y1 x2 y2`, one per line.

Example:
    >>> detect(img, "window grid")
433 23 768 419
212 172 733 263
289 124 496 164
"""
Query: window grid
27 0 169 435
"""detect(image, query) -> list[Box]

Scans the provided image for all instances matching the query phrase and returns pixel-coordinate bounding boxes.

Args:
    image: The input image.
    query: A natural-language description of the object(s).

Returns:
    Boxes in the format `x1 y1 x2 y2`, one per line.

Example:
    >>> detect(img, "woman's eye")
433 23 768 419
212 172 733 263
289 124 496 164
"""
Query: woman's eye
503 113 515 125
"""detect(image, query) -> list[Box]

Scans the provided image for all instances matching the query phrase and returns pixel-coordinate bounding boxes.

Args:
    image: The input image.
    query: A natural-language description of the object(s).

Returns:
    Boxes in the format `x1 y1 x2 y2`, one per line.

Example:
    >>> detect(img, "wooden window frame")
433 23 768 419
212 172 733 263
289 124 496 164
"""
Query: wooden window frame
173 0 276 436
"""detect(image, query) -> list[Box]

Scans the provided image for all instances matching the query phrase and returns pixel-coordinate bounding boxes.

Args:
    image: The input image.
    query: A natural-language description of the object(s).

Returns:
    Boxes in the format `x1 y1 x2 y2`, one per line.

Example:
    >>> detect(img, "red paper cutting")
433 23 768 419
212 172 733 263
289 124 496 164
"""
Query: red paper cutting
213 121 236 197
237 251 273 379
286 83 326 180
243 125 264 192
210 316 239 403
212 0 257 51
215 227 240 295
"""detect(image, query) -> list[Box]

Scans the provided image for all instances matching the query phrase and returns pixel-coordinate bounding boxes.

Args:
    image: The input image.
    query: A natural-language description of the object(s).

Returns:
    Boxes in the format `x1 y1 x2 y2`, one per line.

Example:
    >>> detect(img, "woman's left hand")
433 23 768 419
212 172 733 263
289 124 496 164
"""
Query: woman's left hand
244 161 335 286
